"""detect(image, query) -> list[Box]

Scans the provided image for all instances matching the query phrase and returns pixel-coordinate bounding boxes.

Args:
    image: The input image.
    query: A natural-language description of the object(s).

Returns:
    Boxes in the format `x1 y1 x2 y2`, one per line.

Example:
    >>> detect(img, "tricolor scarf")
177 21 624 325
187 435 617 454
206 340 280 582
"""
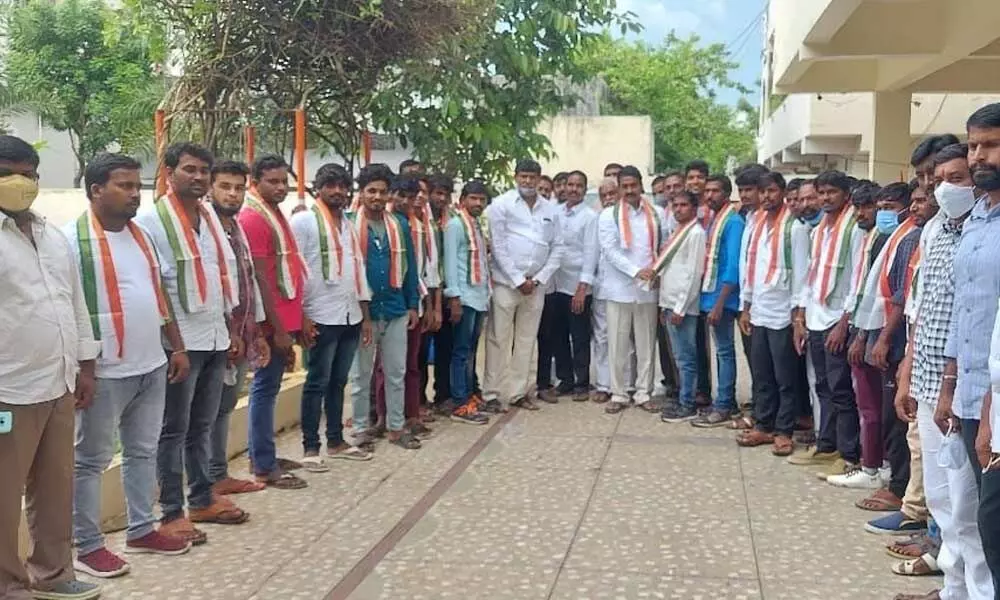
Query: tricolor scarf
652 219 698 274
311 202 366 296
807 205 858 304
857 218 919 330
76 210 170 360
355 210 407 289
746 206 796 289
702 203 738 293
244 190 305 300
154 191 238 313
849 228 881 317
457 208 487 285
614 199 661 253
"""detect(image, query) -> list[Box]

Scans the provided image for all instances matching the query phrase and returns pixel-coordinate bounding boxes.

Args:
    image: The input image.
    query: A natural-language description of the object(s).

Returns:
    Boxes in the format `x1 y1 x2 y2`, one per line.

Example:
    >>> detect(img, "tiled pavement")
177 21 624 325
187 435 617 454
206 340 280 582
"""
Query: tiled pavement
91 398 942 600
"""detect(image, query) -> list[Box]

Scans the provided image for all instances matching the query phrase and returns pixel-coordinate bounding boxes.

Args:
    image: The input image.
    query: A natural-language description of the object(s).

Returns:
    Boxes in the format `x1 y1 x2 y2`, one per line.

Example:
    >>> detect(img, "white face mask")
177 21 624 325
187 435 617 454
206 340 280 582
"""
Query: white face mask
934 181 976 219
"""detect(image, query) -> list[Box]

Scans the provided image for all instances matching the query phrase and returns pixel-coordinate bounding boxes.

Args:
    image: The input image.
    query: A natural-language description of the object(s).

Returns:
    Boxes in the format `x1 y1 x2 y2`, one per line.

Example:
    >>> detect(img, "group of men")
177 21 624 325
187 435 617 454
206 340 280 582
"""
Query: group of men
4 101 1000 600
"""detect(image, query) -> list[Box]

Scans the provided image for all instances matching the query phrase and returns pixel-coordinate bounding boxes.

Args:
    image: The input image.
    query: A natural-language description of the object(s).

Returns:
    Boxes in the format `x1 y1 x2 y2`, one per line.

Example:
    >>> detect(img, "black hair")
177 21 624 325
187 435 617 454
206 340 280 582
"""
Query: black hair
735 164 769 187
603 162 623 173
84 153 142 200
672 190 698 207
390 172 421 195
553 171 569 183
539 175 553 185
515 159 542 175
0 135 40 167
850 181 880 206
429 174 454 193
313 163 352 190
706 174 733 196
814 169 852 193
967 103 1000 131
799 178 816 191
357 163 394 189
398 158 421 172
617 165 643 183
684 159 710 177
164 142 213 170
461 180 491 200
251 154 288 182
910 134 961 167
757 171 786 190
651 174 666 187
908 178 922 196
211 160 249 183
567 170 588 188
931 143 969 169
663 170 684 181
786 177 804 193
876 181 912 208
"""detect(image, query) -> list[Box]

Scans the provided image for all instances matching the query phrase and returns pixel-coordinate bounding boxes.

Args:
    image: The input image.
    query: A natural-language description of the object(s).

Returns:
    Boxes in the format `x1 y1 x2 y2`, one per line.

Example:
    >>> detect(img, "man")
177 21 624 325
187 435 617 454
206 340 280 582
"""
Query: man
137 142 244 544
483 159 564 412
793 179 824 445
547 170 598 402
691 175 730 407
290 163 373 468
598 166 664 414
0 135 102 600
657 190 707 422
552 172 569 204
663 171 685 201
444 181 492 425
348 164 421 448
691 174 745 427
912 134 961 194
651 175 668 208
238 154 309 489
603 163 623 179
735 171 809 454
398 159 422 175
66 154 192 579
842 183 922 499
788 170 864 481
684 159 709 198
794 179 824 229
206 160 269 496
538 175 554 201
785 178 803 212
413 175 442 420
429 174 457 410
894 142 992 600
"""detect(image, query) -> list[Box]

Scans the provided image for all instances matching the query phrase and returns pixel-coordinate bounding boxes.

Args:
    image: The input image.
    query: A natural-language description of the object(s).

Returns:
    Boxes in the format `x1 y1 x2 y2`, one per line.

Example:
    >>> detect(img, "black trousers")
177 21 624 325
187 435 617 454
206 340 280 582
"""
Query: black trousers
881 362 910 498
656 322 679 396
550 292 592 390
977 465 1000 595
750 325 800 436
536 293 560 389
696 314 712 397
795 351 811 419
808 327 860 463
433 305 455 403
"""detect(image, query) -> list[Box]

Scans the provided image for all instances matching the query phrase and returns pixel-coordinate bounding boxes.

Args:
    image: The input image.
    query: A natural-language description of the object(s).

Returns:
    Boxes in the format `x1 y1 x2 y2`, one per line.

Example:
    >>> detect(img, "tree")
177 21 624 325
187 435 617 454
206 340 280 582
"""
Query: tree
2 0 165 186
576 34 758 173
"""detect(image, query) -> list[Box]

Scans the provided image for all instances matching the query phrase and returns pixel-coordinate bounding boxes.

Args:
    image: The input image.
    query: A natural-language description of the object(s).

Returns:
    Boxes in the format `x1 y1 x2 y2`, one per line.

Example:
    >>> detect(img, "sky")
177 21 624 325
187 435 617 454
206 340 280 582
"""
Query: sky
614 0 766 106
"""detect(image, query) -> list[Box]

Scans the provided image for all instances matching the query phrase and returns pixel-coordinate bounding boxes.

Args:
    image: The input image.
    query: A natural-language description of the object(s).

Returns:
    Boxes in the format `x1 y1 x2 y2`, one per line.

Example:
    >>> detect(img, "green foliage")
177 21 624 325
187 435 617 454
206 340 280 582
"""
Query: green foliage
3 0 165 185
576 34 758 173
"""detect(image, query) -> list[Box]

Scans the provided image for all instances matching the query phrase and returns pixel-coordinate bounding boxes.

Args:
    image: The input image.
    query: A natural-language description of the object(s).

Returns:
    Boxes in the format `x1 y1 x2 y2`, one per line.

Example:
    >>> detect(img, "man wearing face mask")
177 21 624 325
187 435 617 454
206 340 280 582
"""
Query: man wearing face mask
795 180 824 230
0 136 104 600
891 143 991 600
483 159 564 412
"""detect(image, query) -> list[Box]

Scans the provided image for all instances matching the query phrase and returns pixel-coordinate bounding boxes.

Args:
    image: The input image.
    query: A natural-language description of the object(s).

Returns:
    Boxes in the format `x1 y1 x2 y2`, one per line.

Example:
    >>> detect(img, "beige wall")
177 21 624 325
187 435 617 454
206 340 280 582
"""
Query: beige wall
536 115 654 185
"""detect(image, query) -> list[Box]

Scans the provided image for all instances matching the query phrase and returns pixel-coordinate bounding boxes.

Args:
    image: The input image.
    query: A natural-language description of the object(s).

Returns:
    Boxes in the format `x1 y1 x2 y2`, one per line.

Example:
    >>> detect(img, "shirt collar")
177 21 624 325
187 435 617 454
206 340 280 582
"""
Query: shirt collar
0 208 44 229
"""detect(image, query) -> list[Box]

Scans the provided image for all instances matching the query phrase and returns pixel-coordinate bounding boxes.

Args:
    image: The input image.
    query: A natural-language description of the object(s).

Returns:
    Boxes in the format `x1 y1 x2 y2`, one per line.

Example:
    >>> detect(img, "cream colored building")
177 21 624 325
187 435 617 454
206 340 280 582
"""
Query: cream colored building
757 0 1000 182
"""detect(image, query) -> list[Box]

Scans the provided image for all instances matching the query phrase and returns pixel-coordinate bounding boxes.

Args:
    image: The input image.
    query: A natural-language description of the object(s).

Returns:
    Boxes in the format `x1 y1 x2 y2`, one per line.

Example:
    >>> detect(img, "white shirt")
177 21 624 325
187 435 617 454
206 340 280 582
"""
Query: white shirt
486 192 564 289
802 221 864 332
0 211 100 404
136 207 231 352
742 215 811 330
62 225 169 379
290 209 370 327
658 222 706 316
554 202 598 296
596 202 665 305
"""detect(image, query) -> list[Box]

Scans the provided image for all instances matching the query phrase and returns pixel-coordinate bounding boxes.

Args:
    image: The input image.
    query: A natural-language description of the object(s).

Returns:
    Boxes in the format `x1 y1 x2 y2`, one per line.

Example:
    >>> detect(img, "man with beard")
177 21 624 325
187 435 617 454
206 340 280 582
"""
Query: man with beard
428 174 458 411
603 163 623 179
205 160 270 497
65 154 192 578
794 180 824 229
538 175 554 201
291 163 374 467
552 172 569 204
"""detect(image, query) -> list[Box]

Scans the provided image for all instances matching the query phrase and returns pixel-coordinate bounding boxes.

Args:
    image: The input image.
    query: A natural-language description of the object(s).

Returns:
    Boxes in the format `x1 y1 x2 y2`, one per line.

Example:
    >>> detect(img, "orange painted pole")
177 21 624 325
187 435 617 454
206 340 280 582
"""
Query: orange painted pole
362 130 372 166
294 107 306 203
154 109 167 197
244 125 256 166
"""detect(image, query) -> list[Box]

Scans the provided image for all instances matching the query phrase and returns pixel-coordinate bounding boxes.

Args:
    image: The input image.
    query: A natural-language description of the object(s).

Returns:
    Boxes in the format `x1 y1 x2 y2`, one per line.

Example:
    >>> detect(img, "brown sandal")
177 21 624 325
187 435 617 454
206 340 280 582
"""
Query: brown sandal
158 517 208 545
856 488 903 512
257 471 308 490
736 430 774 447
638 401 660 413
512 396 540 411
772 435 794 456
212 477 266 496
727 415 755 430
189 501 250 525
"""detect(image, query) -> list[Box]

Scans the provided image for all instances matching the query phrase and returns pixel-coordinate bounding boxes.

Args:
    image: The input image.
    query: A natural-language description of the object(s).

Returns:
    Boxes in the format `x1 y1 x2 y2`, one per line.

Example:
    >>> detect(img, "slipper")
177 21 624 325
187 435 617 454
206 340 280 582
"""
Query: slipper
886 535 936 560
327 445 373 461
736 430 774 447
892 553 942 576
727 415 755 430
212 477 266 495
189 501 250 525
512 396 540 411
857 488 903 512
301 455 329 473
389 431 422 450
276 458 303 471
637 401 660 413
257 471 308 490
772 435 794 457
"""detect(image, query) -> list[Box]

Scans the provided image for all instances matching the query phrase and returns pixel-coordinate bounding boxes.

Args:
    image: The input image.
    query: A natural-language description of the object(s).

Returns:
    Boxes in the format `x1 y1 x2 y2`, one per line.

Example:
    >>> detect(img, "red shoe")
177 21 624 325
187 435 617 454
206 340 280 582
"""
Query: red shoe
74 547 130 578
125 530 192 555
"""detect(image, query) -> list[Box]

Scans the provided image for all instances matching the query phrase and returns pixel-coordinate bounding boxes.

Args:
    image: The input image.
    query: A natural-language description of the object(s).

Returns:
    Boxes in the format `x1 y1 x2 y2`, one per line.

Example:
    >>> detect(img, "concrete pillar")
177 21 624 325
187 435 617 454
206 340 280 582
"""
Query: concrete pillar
868 91 912 183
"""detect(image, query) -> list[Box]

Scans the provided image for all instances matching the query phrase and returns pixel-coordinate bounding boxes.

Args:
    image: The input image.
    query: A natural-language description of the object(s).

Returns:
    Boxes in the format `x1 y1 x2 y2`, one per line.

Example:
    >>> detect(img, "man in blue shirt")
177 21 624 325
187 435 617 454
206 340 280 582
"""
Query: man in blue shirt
692 174 746 427
347 164 420 450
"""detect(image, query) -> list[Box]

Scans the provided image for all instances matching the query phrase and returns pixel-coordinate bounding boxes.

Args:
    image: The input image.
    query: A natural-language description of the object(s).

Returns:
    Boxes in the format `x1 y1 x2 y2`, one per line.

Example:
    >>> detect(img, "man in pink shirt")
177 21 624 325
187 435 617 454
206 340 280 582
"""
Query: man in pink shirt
238 154 309 489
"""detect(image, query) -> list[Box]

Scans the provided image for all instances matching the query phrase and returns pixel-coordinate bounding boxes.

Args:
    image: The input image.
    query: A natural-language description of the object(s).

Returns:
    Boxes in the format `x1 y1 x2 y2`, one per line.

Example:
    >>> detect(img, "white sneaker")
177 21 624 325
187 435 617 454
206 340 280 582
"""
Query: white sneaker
879 463 891 482
827 466 883 489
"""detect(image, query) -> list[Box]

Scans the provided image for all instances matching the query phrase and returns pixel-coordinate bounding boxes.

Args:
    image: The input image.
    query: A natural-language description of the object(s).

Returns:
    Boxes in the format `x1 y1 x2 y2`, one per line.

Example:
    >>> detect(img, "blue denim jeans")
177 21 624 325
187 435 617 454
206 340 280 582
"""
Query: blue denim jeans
75 365 167 554
158 350 226 519
301 323 361 452
703 309 737 411
350 315 408 432
666 314 698 409
450 306 484 403
248 346 288 476
210 359 248 482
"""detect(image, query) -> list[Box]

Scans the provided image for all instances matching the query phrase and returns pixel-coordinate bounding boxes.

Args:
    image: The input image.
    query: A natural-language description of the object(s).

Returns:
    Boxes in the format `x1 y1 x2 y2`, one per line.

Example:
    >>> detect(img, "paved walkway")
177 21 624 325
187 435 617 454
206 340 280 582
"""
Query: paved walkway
90 398 941 600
